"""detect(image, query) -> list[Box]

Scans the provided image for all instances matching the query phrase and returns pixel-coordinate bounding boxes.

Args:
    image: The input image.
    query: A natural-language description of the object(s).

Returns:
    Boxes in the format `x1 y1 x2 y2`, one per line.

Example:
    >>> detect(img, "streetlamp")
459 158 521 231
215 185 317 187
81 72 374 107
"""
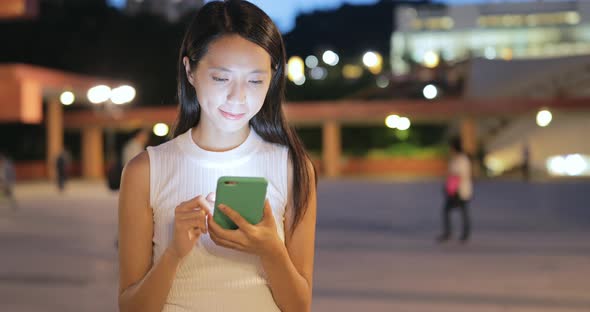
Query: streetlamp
87 84 136 163
287 56 305 85
385 114 400 129
60 91 75 105
153 123 169 137
423 51 440 68
536 109 552 127
362 51 383 74
423 84 438 100
322 50 339 66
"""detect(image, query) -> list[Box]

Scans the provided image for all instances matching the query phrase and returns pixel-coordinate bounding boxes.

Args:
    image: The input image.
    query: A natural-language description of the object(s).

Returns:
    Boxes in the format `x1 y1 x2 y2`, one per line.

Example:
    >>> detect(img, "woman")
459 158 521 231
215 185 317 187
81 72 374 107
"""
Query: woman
437 137 472 243
117 1 317 311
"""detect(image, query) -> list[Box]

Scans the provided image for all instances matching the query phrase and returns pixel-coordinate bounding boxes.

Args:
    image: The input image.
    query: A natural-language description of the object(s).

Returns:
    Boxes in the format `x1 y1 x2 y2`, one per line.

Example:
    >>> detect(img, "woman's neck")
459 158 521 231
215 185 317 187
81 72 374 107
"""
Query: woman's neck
191 124 250 152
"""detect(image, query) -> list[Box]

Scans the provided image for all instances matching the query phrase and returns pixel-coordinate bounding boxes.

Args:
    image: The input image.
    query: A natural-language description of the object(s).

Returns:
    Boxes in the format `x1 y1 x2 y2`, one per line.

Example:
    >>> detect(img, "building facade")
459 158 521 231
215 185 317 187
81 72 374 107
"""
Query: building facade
392 0 590 75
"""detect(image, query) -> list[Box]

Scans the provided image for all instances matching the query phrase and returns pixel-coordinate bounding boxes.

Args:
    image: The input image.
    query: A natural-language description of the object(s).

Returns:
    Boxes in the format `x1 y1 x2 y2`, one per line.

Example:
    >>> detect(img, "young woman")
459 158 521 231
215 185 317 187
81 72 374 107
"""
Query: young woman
437 137 472 243
117 1 317 311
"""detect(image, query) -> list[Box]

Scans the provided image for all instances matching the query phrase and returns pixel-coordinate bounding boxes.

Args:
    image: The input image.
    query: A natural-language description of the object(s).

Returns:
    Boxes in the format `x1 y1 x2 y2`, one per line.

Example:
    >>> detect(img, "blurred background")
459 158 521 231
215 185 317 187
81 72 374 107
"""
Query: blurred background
1 0 589 311
2 0 590 180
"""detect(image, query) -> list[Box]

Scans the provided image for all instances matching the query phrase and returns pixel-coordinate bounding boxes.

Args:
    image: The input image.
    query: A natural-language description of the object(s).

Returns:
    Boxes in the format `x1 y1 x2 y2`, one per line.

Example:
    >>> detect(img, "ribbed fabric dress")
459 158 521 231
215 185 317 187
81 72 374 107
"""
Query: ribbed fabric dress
146 127 288 311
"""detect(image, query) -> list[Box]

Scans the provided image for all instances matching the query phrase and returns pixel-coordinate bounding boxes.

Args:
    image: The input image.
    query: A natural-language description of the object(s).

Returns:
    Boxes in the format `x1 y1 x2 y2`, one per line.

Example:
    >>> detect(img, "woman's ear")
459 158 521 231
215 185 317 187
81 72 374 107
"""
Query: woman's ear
183 56 195 87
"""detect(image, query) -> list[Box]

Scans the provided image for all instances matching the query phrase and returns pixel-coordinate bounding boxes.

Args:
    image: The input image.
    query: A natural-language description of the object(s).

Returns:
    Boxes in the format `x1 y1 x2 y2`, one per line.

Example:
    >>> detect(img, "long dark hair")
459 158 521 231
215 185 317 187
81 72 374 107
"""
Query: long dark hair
449 136 463 154
174 0 315 232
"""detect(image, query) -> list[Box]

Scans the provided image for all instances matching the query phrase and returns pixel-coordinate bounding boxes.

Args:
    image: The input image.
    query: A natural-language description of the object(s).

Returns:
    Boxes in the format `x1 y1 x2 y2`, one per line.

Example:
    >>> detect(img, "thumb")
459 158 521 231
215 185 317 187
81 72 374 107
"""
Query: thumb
262 199 274 220
206 192 216 205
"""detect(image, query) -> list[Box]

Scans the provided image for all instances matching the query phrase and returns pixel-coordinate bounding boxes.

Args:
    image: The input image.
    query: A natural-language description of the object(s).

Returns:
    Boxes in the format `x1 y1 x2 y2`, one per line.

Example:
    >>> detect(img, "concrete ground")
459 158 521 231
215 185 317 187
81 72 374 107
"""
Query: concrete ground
0 178 589 311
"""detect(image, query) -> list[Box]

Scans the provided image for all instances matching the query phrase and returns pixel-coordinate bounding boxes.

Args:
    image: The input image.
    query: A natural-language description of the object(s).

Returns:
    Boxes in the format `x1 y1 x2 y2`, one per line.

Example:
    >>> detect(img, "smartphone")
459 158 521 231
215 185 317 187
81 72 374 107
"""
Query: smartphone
213 176 268 230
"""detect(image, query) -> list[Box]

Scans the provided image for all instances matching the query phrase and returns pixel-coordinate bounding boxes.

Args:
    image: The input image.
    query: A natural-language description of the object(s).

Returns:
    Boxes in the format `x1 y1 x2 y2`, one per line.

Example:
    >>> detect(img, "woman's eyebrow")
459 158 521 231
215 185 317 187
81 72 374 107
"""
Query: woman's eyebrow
209 67 269 74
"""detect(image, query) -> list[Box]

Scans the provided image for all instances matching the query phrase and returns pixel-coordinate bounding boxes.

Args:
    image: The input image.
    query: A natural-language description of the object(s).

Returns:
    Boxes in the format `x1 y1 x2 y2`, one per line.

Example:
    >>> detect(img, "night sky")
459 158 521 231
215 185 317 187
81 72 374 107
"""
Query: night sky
107 0 528 33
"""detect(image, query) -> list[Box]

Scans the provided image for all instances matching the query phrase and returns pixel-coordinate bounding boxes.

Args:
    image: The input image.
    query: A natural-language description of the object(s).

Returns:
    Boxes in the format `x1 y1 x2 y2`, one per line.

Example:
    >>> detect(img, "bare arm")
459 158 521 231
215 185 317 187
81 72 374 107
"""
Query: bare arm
117 152 181 312
261 159 317 312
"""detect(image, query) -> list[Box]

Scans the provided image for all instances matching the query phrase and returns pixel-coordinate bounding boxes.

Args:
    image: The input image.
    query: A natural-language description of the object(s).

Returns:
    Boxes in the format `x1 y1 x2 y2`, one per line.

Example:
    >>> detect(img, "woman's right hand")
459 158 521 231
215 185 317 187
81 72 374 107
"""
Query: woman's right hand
168 195 212 260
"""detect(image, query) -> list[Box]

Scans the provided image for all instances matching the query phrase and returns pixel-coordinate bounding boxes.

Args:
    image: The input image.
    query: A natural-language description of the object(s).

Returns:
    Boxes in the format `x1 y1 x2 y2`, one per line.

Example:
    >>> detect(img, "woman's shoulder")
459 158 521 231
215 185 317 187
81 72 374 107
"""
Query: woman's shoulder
124 136 183 180
459 153 471 164
148 136 181 152
256 134 289 154
121 151 150 189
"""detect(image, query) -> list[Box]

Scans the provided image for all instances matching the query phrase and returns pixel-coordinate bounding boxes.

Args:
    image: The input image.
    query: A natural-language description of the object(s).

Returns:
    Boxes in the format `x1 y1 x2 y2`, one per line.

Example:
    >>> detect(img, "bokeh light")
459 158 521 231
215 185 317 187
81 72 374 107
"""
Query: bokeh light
60 91 75 105
322 50 339 66
87 85 111 104
110 85 136 105
536 109 552 127
287 56 305 83
153 123 169 137
423 84 438 100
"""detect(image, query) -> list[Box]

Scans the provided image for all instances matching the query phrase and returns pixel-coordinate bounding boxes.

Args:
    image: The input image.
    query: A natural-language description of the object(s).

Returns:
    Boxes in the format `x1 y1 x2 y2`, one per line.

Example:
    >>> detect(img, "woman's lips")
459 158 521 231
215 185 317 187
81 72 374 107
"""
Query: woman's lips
219 109 246 120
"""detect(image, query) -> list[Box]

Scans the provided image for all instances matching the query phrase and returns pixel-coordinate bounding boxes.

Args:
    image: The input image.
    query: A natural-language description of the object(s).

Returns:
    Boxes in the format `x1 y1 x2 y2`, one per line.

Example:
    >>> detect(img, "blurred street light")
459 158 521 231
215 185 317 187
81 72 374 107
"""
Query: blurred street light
548 156 566 175
310 67 328 80
87 85 112 104
88 84 135 105
305 55 318 68
287 56 305 83
564 154 587 176
376 76 390 88
398 117 411 131
423 51 440 68
111 85 136 105
363 52 379 67
362 51 383 74
153 123 169 137
60 91 75 106
342 64 363 79
294 76 306 86
536 109 552 127
87 83 135 165
385 114 400 129
322 50 339 66
423 84 438 99
547 154 588 176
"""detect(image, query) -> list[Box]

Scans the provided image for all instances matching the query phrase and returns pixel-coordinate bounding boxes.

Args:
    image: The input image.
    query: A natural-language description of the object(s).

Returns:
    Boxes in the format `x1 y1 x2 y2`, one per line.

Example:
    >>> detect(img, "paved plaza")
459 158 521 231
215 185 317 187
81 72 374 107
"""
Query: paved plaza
1 178 589 311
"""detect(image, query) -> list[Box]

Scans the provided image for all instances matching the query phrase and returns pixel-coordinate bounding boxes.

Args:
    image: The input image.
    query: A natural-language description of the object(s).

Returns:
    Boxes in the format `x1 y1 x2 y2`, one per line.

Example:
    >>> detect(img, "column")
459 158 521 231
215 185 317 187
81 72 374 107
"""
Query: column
82 126 104 179
322 120 341 178
46 98 63 180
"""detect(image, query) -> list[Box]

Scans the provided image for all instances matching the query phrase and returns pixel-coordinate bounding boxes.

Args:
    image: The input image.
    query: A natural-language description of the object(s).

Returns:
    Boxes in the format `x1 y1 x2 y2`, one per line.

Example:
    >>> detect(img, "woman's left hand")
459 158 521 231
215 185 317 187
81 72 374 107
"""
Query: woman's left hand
208 199 283 257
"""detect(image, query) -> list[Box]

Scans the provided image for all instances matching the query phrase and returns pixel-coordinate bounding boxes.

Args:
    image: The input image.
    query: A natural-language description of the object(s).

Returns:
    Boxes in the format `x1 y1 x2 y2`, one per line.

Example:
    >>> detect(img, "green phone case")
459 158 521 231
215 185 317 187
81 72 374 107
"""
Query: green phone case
213 176 268 230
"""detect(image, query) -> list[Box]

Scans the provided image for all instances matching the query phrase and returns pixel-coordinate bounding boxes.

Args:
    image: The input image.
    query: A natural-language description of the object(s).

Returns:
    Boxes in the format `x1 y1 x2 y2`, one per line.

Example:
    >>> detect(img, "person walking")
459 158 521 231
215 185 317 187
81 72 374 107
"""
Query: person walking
0 152 17 210
437 137 473 243
56 149 70 193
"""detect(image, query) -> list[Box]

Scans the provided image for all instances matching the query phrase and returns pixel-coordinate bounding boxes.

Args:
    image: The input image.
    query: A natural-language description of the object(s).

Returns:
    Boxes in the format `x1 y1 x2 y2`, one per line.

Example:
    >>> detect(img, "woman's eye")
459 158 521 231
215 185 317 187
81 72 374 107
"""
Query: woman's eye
212 76 228 82
249 80 263 85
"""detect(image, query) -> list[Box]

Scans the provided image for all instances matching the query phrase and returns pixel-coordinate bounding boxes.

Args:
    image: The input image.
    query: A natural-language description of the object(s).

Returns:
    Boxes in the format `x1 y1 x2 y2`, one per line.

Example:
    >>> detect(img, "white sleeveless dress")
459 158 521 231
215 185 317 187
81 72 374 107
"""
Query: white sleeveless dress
146 128 289 311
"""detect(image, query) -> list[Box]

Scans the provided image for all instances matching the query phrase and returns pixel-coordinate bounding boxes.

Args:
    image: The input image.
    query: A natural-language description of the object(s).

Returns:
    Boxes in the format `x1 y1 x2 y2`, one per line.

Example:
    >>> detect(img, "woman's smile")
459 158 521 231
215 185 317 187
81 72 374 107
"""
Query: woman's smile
219 109 246 120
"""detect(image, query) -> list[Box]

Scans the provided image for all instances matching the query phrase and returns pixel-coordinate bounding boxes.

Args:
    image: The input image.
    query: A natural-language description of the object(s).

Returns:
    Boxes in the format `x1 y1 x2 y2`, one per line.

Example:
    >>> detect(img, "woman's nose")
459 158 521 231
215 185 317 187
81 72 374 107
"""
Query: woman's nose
227 81 246 104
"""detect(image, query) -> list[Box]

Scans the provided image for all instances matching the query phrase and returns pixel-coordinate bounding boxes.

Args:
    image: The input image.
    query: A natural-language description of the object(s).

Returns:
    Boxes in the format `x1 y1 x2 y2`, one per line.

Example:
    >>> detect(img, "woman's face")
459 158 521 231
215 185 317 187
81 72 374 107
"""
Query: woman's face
184 34 272 133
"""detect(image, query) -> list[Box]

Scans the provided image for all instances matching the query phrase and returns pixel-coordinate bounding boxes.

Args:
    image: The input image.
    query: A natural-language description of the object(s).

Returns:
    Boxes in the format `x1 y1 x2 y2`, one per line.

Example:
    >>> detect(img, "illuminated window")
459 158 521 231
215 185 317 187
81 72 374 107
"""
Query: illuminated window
412 17 454 30
478 11 580 28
